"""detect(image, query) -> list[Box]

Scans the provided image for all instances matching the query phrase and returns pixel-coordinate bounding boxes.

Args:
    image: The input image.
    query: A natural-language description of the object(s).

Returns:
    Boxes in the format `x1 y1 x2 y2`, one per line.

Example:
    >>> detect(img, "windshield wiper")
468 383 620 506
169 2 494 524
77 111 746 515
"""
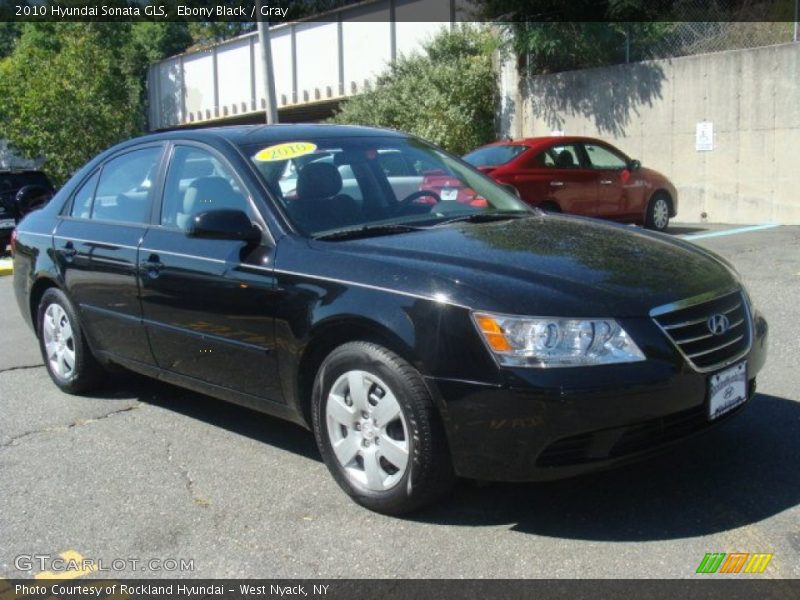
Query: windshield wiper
314 212 534 240
314 222 427 241
431 211 534 228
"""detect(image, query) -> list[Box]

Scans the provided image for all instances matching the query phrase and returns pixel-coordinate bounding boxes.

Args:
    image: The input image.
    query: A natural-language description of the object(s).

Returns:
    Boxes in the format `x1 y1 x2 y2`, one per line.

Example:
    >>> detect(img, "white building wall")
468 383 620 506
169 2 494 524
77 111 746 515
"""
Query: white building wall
217 37 252 115
148 1 457 129
183 49 215 120
296 22 340 100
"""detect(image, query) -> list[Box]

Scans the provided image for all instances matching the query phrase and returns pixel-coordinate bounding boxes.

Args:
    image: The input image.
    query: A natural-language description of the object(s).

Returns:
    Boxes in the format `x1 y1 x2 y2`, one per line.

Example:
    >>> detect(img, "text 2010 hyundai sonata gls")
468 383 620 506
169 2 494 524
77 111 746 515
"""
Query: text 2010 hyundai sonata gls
13 125 767 514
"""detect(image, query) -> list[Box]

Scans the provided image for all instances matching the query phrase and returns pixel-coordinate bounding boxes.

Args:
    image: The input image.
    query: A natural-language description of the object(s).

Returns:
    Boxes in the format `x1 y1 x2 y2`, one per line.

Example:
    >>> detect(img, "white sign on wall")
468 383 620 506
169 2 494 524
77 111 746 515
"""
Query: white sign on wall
696 121 714 151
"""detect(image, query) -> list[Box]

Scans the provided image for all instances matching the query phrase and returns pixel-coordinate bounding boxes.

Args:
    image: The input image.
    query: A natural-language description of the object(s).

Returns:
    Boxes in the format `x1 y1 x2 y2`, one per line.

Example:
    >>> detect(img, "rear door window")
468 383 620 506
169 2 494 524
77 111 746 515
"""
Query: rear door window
538 144 583 169
90 147 162 224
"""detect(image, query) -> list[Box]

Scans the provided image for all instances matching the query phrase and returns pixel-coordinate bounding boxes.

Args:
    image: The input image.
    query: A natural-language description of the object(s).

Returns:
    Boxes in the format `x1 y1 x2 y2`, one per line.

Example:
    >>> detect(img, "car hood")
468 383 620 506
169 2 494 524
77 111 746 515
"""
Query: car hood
309 215 737 317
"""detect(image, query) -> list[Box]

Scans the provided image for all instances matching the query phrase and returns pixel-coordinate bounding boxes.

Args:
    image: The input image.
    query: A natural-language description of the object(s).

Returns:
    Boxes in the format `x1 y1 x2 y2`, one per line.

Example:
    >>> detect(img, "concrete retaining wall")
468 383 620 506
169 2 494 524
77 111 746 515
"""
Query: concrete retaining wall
501 43 800 224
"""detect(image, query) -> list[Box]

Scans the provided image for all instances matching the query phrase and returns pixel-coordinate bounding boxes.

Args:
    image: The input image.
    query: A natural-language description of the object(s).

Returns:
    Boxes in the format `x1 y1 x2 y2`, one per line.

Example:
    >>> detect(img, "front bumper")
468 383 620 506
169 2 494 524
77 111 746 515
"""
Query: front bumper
430 311 768 482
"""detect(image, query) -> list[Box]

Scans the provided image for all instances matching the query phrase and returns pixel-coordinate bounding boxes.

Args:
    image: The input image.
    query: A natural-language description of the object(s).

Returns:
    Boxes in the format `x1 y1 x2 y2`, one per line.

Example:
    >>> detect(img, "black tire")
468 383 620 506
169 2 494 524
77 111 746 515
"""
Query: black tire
312 341 454 515
645 192 671 231
36 287 105 394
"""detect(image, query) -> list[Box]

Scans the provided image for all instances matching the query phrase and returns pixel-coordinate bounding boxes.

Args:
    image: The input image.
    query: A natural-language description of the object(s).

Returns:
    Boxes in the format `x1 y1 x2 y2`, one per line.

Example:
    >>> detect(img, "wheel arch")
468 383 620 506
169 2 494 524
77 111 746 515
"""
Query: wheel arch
28 275 106 361
28 275 63 335
293 316 424 429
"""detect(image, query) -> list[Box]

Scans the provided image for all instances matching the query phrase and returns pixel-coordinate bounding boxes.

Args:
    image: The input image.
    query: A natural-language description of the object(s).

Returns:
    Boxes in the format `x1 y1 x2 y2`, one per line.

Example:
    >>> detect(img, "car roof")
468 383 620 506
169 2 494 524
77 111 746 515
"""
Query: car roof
129 124 407 147
479 136 608 149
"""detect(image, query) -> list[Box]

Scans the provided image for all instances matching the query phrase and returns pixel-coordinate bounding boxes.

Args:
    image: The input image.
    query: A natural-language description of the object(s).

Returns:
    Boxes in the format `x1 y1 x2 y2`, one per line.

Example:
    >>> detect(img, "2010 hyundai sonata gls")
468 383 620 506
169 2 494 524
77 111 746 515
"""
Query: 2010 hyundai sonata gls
13 125 767 514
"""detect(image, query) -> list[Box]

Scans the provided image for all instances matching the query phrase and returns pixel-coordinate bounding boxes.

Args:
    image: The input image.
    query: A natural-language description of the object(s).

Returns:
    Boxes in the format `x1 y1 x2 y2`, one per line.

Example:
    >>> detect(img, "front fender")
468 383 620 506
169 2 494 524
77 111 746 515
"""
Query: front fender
271 269 502 425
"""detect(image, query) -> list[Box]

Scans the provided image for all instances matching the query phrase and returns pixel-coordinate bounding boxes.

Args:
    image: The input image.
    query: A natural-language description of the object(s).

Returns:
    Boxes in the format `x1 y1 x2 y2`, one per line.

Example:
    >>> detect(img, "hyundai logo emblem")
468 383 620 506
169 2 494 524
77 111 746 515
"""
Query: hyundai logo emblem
707 313 730 336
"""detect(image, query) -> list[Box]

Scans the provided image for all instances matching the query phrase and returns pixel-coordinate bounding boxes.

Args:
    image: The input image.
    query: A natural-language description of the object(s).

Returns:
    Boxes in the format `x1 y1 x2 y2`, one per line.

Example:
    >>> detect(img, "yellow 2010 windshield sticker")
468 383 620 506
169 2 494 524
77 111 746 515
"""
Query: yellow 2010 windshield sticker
254 142 317 162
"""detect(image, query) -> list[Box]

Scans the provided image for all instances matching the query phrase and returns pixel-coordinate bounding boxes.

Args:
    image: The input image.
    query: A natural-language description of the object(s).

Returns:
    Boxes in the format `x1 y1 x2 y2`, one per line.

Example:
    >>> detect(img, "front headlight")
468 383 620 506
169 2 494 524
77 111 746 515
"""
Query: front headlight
472 312 646 368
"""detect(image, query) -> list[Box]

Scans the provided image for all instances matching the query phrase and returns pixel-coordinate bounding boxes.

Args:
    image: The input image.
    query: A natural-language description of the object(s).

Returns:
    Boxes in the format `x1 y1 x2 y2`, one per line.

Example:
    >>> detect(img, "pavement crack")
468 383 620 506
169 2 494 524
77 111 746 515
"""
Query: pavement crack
0 363 44 374
0 403 141 448
163 437 210 508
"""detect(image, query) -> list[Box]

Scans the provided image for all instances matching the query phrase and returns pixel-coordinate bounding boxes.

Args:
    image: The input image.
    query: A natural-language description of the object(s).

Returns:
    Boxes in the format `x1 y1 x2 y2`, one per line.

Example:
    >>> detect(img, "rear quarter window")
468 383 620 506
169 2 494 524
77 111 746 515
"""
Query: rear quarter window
70 171 100 219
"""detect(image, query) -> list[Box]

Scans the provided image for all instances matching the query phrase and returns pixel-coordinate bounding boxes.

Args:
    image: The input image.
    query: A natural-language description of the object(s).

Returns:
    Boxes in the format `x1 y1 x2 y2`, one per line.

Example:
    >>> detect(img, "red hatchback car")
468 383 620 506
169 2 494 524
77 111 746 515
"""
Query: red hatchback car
463 137 678 231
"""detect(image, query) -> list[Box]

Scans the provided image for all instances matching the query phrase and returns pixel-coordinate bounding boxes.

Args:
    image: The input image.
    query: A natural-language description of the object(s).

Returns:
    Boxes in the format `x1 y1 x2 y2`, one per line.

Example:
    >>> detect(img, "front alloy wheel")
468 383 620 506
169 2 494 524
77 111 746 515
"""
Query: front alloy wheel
312 342 454 515
325 370 409 491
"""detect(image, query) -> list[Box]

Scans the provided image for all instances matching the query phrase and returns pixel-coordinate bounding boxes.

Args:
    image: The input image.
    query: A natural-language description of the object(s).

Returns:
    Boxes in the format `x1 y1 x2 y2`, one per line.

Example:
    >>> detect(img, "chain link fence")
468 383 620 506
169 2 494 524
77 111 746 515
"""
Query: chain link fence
572 0 800 67
513 5 798 76
640 21 796 61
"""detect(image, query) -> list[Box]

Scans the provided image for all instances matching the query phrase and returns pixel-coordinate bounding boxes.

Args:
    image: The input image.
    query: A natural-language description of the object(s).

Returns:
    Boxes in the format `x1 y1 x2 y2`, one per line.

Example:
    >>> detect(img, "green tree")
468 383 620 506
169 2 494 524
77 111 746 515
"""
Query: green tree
0 24 137 184
0 21 192 185
0 22 21 59
331 26 499 156
124 21 193 129
476 1 674 73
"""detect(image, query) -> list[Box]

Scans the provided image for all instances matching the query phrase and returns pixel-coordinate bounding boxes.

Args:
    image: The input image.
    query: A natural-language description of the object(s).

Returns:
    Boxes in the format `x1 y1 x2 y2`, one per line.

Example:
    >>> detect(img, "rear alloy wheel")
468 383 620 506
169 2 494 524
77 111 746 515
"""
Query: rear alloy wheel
312 342 454 515
37 288 105 394
43 303 76 380
646 193 671 231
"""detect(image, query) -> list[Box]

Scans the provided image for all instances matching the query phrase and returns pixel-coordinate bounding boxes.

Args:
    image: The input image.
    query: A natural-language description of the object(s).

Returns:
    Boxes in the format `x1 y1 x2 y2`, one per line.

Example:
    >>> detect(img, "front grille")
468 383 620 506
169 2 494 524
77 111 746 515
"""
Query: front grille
651 289 751 371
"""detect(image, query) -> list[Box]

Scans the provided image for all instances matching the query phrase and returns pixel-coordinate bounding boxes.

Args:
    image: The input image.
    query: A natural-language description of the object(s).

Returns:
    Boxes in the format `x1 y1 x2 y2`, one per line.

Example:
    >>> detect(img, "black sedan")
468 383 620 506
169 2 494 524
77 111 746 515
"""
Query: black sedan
12 125 768 514
1 169 54 252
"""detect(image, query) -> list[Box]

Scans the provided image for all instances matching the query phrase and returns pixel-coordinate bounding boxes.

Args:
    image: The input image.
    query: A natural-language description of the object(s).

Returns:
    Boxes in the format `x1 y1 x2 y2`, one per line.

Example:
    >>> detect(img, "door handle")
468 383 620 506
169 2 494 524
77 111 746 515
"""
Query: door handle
549 181 564 187
599 179 613 185
61 241 77 260
141 254 164 278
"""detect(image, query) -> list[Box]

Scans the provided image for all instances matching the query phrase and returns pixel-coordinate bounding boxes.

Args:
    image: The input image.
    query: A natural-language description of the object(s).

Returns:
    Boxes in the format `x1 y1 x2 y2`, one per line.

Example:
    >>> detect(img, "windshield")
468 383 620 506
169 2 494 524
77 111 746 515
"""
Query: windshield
242 136 531 237
463 144 528 167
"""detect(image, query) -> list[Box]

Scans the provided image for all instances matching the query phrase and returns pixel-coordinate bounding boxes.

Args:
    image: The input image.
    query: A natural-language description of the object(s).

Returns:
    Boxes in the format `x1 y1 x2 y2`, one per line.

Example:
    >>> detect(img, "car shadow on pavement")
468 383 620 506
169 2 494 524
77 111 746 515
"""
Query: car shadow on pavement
412 393 800 541
99 370 322 462
96 372 799 539
667 225 708 236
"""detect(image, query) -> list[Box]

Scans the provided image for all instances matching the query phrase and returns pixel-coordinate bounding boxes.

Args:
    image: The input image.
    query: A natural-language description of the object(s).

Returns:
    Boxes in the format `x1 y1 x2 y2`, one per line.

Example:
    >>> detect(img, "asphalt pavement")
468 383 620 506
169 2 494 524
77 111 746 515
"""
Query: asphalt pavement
1 223 798 579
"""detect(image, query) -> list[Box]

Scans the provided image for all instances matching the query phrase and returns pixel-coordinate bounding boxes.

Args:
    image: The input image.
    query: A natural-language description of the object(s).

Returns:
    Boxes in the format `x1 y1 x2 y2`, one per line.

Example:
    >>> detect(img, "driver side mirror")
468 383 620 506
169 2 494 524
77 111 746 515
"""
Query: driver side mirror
187 209 261 243
15 184 53 219
628 159 641 171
